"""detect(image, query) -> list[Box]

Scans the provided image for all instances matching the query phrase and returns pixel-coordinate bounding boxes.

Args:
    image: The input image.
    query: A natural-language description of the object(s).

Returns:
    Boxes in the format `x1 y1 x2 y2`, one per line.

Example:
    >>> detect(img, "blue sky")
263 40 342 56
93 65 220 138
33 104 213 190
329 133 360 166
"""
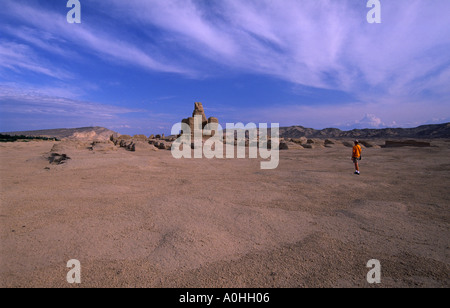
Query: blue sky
1 0 449 135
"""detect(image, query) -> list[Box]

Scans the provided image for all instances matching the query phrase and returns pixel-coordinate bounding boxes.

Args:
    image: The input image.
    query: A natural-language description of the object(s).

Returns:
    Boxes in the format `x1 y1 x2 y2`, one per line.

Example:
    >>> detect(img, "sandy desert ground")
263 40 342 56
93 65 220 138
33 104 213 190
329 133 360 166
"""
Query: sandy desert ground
0 139 449 288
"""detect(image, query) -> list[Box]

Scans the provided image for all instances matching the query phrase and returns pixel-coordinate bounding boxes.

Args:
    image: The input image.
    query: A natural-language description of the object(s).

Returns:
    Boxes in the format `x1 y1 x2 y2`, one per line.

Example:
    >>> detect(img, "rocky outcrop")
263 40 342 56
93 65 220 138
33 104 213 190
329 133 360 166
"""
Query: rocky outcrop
157 142 168 150
359 140 381 148
192 102 208 125
111 135 159 152
90 141 117 152
324 139 335 147
48 153 71 165
301 144 314 149
133 135 148 141
279 141 289 150
208 117 219 124
181 102 220 138
181 117 195 135
131 141 159 152
289 137 308 145
283 141 303 150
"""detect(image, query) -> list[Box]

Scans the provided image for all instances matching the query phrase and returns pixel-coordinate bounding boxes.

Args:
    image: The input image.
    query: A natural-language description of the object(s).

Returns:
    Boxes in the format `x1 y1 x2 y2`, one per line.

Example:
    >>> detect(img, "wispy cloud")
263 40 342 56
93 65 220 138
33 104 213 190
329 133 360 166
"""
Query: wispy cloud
2 0 192 77
0 41 73 80
106 0 450 94
2 25 82 61
0 85 139 119
87 0 450 129
4 0 450 96
1 0 449 133
0 84 184 134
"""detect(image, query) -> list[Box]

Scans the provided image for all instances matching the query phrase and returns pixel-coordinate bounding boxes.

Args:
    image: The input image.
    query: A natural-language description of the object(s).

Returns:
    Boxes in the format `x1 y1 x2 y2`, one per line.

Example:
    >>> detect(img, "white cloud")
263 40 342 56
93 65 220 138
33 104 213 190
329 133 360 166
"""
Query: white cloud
0 85 139 119
357 114 384 128
2 0 449 130
348 114 399 129
99 0 450 103
0 41 73 80
4 0 450 98
2 0 192 77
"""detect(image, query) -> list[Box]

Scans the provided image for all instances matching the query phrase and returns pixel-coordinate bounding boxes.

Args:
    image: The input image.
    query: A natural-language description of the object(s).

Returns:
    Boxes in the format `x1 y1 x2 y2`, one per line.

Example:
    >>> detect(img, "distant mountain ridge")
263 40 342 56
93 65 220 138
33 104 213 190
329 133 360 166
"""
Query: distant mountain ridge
279 123 450 139
2 122 450 140
2 126 119 141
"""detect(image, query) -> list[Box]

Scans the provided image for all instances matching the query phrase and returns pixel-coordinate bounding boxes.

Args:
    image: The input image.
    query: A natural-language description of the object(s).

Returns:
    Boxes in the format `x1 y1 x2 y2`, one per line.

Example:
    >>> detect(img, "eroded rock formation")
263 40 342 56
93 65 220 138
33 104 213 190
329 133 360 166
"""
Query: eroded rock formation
181 102 220 139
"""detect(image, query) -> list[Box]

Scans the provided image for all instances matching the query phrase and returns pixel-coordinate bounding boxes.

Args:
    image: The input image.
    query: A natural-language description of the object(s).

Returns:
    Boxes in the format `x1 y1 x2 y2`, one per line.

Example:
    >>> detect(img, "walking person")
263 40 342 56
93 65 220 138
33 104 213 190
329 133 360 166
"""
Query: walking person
352 140 362 175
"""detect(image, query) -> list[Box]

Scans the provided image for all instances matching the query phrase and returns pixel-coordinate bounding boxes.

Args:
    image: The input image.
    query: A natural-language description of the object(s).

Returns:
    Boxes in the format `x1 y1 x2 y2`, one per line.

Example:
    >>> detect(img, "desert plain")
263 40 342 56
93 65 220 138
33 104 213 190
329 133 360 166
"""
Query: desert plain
0 137 449 288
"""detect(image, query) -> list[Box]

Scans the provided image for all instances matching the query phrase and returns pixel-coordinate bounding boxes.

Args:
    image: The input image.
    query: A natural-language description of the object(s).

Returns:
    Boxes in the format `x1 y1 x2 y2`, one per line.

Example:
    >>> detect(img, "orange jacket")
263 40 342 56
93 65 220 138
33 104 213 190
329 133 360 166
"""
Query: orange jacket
352 145 362 158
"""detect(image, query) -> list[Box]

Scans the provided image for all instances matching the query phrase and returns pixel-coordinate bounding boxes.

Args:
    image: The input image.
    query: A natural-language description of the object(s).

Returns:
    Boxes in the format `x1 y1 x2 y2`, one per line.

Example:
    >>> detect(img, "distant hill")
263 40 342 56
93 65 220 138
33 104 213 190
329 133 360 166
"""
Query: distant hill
3 123 449 141
279 123 450 139
2 127 119 141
